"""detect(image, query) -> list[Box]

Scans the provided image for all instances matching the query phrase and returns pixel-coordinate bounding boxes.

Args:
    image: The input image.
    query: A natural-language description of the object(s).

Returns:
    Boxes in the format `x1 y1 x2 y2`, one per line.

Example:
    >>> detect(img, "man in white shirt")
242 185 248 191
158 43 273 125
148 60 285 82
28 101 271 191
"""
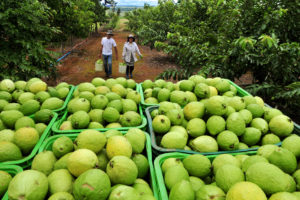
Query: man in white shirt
100 30 118 78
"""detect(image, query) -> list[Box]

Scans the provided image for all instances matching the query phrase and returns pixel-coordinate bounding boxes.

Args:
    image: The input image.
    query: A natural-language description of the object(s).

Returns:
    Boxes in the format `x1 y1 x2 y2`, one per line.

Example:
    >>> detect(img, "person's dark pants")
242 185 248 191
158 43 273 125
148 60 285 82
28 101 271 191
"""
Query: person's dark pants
102 54 112 77
126 65 134 78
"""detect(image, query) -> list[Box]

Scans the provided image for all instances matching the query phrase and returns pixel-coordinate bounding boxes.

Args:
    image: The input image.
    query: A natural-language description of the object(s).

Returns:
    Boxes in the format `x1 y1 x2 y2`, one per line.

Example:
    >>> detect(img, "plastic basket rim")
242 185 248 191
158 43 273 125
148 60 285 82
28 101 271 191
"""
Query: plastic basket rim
154 151 257 200
38 131 159 200
145 105 271 156
139 78 300 132
50 84 75 113
1 165 23 200
144 77 300 154
0 112 58 167
0 165 23 173
139 79 252 107
139 83 159 107
51 84 147 134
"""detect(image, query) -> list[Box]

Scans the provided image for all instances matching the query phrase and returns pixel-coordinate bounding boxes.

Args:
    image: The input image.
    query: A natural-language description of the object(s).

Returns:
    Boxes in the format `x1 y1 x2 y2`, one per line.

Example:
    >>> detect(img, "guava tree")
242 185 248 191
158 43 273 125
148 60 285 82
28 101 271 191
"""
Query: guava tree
92 0 108 33
126 0 300 119
0 0 58 80
41 0 97 49
125 1 177 48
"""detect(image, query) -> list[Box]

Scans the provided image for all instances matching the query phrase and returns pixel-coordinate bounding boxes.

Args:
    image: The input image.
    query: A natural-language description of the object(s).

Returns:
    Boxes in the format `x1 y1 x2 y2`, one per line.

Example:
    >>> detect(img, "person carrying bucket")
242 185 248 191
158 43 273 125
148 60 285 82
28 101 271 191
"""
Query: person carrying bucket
99 30 118 78
122 34 143 79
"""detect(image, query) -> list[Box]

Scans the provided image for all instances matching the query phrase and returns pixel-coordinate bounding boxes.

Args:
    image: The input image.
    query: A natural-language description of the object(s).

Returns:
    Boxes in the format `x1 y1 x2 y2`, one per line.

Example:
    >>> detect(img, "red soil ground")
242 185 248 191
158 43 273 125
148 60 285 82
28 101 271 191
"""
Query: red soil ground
53 32 178 85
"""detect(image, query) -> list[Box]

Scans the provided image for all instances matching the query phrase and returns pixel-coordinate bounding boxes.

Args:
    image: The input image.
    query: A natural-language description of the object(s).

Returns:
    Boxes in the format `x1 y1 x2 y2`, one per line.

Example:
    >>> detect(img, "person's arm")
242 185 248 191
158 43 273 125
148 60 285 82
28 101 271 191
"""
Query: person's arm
122 43 126 61
135 42 142 58
99 38 104 59
114 46 118 60
99 45 103 59
113 39 118 60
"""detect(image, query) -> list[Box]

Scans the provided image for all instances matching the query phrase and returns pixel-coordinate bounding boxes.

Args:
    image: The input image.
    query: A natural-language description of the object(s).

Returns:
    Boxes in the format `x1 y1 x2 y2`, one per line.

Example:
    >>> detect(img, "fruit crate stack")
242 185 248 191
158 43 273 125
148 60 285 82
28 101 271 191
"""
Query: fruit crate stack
0 79 74 116
51 77 147 134
154 147 300 200
139 78 251 108
0 78 73 167
0 77 154 200
1 129 158 200
139 75 300 200
1 75 300 200
139 76 300 157
0 112 58 168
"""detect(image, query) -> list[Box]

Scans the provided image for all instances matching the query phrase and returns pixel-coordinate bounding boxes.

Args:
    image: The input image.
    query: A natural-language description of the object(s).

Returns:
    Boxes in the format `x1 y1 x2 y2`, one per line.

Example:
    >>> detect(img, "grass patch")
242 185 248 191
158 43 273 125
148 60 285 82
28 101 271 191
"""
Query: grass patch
115 17 129 31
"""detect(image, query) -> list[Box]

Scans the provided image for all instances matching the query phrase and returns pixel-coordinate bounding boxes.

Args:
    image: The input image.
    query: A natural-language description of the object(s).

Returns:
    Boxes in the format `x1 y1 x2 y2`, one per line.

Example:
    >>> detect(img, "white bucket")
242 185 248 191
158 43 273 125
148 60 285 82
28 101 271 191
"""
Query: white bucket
119 63 127 74
95 59 103 72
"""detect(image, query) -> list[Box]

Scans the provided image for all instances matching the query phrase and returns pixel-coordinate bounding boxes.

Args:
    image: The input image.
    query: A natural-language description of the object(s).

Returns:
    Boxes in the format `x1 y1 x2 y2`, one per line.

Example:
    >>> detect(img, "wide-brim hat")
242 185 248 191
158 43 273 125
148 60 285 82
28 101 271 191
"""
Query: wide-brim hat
127 34 135 42
128 34 135 39
106 30 114 35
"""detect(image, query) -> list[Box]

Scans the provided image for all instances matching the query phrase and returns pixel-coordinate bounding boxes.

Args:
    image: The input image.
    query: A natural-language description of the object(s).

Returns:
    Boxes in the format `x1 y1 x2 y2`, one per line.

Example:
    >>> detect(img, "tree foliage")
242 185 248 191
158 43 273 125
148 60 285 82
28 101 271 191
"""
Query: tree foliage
125 1 177 48
117 8 121 16
126 0 300 118
0 0 107 81
0 0 58 80
127 0 299 82
41 0 99 41
91 0 108 32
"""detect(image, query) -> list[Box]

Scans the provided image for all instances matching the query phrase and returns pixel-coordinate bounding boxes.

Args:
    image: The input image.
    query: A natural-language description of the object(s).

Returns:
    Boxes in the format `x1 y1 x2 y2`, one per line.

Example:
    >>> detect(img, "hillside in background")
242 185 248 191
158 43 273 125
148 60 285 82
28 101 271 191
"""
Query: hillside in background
115 0 158 6
116 6 143 12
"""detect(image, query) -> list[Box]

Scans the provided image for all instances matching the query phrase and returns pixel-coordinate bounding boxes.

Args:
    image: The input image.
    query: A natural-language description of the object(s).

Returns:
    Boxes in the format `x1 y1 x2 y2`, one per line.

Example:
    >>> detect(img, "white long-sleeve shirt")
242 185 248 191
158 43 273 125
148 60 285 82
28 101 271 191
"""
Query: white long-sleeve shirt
122 42 142 63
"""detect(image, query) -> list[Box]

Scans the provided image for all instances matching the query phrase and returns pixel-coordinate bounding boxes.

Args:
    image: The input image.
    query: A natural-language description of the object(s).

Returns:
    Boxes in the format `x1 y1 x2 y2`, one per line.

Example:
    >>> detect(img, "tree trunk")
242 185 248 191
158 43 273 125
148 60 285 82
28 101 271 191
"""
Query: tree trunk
95 23 98 34
60 42 64 54
70 35 73 47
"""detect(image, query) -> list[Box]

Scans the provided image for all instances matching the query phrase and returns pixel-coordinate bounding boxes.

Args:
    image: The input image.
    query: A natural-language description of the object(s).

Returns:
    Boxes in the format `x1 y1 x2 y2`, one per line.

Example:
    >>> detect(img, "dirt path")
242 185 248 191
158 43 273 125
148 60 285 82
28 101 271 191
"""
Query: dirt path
54 32 178 85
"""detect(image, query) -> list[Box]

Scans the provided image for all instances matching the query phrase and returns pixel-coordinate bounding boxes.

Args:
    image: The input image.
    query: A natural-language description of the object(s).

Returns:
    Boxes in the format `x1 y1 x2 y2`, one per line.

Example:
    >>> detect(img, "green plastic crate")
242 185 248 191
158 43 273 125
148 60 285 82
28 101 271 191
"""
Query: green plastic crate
146 106 263 157
38 132 159 200
141 79 300 140
146 105 300 157
226 80 251 96
139 83 159 108
26 85 74 117
51 84 147 134
264 103 300 133
154 151 257 200
52 85 75 114
139 80 251 108
0 165 23 200
295 123 300 133
51 103 147 134
229 83 300 130
0 113 58 168
227 81 300 131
